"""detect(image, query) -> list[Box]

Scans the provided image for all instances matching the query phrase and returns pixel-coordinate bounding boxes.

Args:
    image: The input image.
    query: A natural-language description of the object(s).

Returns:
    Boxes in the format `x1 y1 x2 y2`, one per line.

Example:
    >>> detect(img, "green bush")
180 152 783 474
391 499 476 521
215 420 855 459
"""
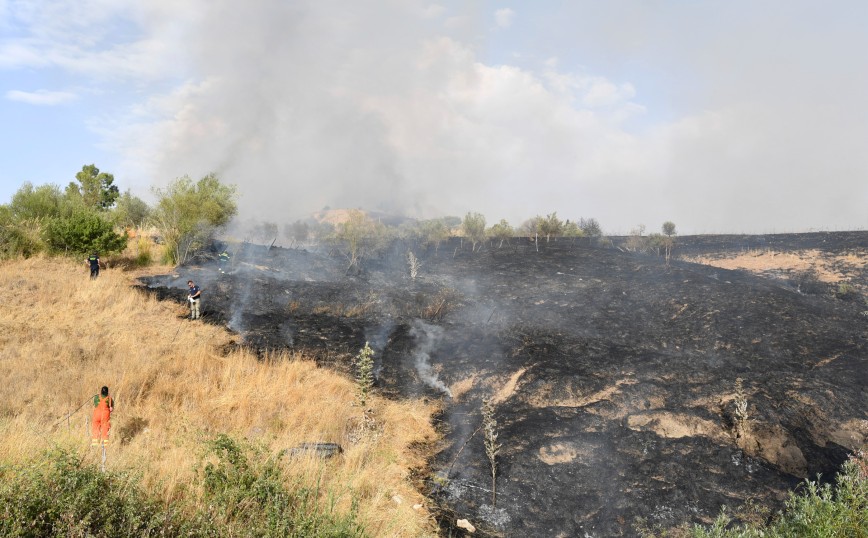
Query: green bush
0 208 45 259
0 448 203 537
1 438 367 538
691 450 868 538
835 283 860 302
44 210 128 255
151 173 237 265
200 434 365 537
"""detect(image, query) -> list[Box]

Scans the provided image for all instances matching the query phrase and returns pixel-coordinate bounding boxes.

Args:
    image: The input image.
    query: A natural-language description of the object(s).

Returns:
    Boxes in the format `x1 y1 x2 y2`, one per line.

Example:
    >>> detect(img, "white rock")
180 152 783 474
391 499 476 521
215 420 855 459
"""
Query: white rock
456 519 475 533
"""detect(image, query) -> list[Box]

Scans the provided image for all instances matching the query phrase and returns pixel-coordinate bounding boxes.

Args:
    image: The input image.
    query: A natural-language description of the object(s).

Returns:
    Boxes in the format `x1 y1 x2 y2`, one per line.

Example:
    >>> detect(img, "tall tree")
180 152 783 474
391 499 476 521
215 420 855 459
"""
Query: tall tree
68 165 120 211
487 219 514 248
334 210 388 270
10 182 67 220
112 190 151 229
151 173 238 264
662 221 677 237
539 212 564 242
462 212 486 251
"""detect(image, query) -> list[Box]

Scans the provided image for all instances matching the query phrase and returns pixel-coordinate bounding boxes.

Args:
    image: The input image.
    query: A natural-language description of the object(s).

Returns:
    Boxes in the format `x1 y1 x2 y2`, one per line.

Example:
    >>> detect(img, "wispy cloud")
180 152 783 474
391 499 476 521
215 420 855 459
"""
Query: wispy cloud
6 89 77 105
494 8 515 29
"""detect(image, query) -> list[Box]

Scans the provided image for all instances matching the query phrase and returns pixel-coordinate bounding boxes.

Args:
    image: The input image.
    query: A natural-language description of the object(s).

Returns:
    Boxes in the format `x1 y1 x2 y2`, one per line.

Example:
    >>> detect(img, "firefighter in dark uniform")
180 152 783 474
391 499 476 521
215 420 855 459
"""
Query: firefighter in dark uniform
86 252 101 279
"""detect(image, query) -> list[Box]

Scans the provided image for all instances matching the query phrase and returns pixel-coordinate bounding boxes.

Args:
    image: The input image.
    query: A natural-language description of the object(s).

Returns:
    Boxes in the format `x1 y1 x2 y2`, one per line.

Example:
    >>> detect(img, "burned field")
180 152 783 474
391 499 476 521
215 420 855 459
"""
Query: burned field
140 232 867 536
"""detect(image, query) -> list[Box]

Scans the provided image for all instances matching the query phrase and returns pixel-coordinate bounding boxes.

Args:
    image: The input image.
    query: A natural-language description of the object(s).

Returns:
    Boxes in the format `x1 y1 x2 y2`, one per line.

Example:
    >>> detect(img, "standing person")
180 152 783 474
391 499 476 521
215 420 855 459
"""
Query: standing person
86 252 101 279
91 386 114 447
218 250 230 273
187 280 201 320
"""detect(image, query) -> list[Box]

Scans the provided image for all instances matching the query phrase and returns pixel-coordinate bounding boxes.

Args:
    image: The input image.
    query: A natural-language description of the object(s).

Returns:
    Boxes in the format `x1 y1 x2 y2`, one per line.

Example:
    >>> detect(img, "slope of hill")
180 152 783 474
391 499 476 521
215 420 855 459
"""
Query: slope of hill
0 256 439 537
142 232 867 536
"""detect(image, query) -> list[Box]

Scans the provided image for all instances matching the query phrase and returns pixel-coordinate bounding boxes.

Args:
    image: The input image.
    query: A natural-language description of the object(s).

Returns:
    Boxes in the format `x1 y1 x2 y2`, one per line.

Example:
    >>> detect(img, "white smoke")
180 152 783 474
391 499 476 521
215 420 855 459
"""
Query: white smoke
408 320 452 397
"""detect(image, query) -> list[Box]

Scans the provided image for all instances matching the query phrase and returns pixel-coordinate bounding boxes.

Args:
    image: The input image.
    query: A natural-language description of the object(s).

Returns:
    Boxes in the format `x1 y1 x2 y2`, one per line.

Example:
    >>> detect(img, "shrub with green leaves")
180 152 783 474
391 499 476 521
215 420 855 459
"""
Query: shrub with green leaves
690 449 867 538
201 434 365 537
0 448 202 537
1 439 367 538
44 209 128 255
151 173 237 265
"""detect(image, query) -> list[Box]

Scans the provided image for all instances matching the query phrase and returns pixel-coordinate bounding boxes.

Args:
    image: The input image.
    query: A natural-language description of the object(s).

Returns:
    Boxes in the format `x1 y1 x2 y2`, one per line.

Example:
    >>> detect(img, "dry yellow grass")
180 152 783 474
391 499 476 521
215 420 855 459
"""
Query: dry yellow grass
0 256 439 537
682 248 867 283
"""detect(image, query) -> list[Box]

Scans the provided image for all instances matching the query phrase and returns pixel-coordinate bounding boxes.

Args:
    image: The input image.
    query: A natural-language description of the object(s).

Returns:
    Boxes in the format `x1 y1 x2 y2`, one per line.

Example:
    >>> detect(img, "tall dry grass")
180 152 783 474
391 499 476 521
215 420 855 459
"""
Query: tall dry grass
0 256 439 537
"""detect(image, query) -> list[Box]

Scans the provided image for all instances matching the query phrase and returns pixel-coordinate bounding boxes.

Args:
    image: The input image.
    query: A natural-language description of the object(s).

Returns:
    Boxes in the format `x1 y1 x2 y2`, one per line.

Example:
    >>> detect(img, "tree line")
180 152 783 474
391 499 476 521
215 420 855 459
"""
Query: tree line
1 164 677 270
0 165 237 265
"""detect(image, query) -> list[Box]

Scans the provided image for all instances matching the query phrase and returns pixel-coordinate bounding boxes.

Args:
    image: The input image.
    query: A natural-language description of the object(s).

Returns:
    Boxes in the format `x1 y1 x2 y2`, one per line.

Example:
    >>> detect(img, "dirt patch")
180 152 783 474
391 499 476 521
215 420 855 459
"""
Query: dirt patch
741 423 808 477
525 379 638 409
627 412 725 441
538 442 578 464
491 367 528 404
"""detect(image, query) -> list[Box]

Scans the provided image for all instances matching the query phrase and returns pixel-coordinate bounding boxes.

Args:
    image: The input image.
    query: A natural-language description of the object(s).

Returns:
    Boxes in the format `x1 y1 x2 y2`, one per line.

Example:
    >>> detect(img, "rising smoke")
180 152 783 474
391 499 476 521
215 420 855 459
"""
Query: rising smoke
408 319 452 398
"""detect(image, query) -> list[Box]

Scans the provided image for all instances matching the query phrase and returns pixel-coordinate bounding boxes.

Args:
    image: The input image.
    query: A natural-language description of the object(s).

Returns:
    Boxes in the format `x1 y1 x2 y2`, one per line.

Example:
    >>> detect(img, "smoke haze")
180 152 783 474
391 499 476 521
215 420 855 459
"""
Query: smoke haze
3 1 867 233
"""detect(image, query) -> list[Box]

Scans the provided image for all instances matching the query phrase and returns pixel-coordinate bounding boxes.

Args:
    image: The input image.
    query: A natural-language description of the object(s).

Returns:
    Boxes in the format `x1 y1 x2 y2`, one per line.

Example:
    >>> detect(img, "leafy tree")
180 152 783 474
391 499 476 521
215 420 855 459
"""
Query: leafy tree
44 210 127 255
441 215 462 229
487 219 514 248
625 226 649 252
254 221 279 244
462 212 486 251
419 219 450 253
112 190 151 229
562 220 583 238
662 221 677 237
9 182 68 220
0 205 45 258
521 216 543 237
579 218 602 239
67 164 119 211
649 233 674 266
539 212 564 242
151 174 238 265
334 210 389 270
310 221 335 244
284 220 310 245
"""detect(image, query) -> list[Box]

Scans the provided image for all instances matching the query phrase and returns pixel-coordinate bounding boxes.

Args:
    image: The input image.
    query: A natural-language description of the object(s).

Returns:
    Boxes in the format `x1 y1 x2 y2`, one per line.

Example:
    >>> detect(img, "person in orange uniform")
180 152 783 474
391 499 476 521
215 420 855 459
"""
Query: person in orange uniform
91 386 114 447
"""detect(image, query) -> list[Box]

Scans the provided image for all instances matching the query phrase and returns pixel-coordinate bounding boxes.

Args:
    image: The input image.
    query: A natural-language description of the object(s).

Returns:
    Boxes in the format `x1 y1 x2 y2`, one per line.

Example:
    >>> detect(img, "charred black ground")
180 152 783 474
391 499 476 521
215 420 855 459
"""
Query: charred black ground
139 232 867 537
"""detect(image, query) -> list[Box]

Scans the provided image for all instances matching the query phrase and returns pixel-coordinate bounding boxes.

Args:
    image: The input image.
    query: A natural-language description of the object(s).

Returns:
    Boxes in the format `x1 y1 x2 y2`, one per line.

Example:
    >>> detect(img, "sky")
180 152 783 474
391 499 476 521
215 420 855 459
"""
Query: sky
1 0 866 235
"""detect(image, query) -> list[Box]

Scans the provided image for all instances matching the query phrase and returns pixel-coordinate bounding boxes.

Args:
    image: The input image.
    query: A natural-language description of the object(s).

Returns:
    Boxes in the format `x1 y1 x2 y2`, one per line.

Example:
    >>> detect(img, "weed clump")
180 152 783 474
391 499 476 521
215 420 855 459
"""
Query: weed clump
482 398 501 507
354 342 375 408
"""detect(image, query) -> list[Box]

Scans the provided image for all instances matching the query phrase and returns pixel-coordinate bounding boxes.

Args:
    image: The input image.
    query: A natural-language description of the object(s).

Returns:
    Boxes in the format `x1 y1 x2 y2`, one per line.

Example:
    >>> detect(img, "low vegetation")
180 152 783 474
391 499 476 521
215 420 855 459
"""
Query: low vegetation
635 449 867 537
0 257 439 537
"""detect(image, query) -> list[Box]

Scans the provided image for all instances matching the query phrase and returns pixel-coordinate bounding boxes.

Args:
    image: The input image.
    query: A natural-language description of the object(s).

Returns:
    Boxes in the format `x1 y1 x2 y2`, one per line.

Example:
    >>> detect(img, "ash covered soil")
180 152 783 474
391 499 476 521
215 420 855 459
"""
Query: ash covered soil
140 232 868 537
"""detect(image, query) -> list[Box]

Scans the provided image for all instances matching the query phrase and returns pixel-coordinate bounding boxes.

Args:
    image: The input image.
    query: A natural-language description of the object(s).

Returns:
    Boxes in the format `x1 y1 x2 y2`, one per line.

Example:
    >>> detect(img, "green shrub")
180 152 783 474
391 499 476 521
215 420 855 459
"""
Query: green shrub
691 449 868 537
0 448 203 537
1 439 367 538
44 210 127 255
835 283 860 302
200 434 365 537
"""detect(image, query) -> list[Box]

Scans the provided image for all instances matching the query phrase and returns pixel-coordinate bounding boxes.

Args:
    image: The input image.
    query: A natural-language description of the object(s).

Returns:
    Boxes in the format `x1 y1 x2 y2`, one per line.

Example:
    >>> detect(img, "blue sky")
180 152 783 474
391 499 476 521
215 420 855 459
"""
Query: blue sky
1 1 866 233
